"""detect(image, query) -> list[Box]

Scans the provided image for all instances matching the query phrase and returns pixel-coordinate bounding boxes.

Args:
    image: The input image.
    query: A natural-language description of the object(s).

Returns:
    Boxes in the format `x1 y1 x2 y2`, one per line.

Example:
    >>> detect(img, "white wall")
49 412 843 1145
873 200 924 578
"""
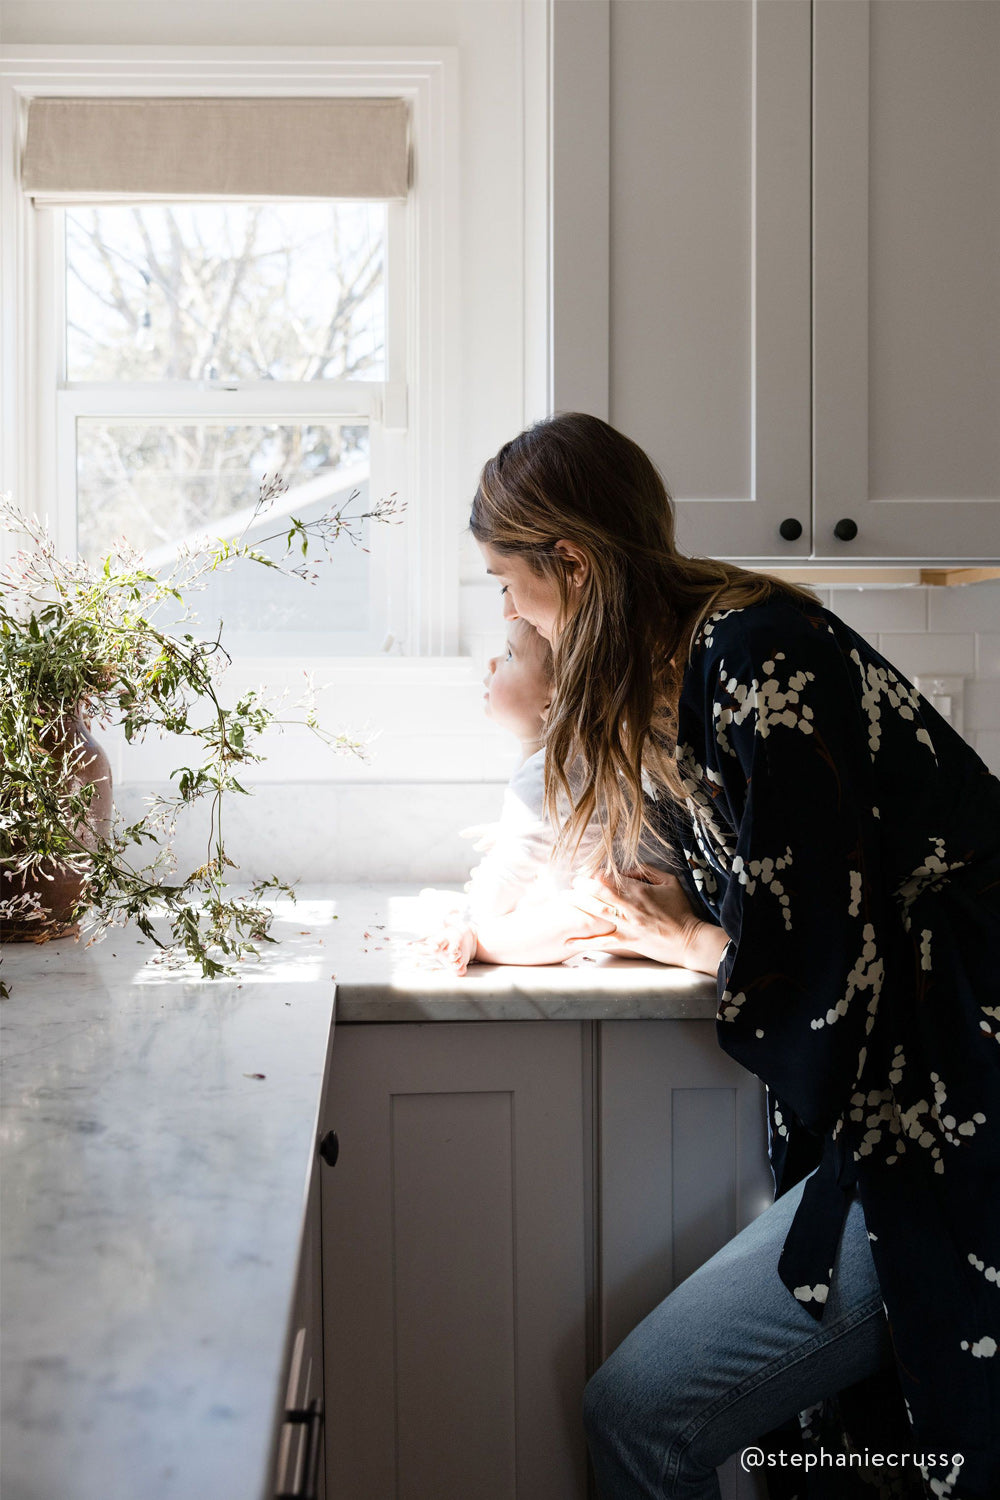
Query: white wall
4 2 999 887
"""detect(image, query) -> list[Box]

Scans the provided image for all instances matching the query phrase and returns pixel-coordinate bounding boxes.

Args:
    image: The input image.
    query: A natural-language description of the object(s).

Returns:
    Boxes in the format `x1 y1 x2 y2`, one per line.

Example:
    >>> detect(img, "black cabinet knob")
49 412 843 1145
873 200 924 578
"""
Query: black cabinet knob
778 518 803 541
833 518 858 542
318 1130 339 1167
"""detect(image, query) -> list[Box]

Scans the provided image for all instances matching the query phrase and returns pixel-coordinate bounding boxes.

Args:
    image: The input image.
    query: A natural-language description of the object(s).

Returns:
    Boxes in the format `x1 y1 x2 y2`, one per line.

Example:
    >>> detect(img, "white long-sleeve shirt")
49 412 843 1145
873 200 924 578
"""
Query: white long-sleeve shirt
464 749 683 921
463 750 604 919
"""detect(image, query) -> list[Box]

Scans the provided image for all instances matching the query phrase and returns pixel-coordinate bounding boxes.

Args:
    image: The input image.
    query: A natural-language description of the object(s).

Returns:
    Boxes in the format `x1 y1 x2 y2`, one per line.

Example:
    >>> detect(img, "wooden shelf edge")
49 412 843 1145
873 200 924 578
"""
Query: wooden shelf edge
917 568 1000 588
754 566 1000 588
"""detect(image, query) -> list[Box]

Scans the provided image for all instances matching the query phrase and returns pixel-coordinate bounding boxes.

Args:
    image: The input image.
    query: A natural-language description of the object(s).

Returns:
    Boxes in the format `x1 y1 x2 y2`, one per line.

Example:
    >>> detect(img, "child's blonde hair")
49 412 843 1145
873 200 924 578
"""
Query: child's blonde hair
508 616 554 688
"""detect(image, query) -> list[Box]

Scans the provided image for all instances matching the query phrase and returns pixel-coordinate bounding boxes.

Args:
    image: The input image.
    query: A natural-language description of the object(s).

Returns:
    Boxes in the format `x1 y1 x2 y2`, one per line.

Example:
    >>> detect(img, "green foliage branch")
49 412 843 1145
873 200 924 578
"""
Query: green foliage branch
0 479 404 987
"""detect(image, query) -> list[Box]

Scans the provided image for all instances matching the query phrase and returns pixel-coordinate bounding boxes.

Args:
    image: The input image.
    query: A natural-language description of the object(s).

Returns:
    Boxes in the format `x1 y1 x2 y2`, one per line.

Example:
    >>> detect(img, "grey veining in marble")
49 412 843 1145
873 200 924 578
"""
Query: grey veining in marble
1 901 338 1500
1 884 718 1500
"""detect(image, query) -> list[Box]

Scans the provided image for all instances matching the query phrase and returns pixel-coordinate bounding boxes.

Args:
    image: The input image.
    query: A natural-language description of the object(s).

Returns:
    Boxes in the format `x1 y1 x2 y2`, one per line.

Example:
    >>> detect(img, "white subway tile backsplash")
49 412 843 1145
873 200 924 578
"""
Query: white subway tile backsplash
827 588 928 634
975 732 1000 776
927 580 1000 633
965 681 1000 732
877 632 976 680
976 634 1000 680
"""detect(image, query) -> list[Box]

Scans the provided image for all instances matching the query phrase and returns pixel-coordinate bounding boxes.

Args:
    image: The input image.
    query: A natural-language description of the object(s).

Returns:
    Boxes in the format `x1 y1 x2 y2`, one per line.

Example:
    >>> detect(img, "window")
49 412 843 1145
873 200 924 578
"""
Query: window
2 56 461 665
50 198 402 655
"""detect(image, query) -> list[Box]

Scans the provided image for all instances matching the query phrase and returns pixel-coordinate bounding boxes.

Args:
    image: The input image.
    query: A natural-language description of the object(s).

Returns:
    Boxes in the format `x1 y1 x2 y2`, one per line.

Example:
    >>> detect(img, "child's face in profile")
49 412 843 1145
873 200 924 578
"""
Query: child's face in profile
483 619 553 742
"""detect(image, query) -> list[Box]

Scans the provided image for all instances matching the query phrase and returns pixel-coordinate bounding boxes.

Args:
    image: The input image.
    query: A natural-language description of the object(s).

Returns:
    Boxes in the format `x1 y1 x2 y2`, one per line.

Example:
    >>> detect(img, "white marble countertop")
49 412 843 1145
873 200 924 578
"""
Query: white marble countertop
326 885 720 1022
0 884 719 1500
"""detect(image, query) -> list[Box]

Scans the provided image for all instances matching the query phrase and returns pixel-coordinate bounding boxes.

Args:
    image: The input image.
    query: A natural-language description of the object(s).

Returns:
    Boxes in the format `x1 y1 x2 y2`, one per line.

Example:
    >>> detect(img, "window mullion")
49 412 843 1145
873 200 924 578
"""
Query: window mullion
57 382 379 421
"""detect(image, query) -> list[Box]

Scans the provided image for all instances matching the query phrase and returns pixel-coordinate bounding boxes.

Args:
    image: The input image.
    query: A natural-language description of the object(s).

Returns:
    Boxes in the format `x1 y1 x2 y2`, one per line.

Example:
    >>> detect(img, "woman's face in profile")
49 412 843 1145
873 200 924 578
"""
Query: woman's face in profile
477 542 564 644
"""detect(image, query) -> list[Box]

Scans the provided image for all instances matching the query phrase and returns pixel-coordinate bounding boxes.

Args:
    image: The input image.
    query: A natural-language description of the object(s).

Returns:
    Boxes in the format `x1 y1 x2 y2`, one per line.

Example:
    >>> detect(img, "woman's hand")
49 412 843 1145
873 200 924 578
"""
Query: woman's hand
569 866 731 975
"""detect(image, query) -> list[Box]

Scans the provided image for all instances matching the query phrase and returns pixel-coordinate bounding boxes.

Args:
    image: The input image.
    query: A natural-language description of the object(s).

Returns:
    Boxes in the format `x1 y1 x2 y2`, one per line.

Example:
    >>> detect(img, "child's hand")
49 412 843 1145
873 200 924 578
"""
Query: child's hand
418 923 479 977
471 895 618 968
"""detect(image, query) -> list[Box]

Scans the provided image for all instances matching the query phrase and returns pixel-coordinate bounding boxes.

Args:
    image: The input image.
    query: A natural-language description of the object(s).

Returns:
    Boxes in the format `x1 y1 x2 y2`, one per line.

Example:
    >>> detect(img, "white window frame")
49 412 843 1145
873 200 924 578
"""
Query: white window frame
0 46 461 662
46 201 406 658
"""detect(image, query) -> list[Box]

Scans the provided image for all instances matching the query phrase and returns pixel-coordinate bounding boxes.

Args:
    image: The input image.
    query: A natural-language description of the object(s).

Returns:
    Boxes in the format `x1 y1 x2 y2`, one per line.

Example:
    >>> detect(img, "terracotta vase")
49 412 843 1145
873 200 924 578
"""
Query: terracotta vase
1 714 113 941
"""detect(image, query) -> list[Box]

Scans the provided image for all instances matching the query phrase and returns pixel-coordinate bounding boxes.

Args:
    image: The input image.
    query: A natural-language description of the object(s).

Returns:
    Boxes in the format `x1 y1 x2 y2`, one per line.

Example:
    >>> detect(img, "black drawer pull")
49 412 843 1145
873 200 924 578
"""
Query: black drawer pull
318 1130 339 1167
833 518 858 541
276 1397 323 1500
778 518 803 541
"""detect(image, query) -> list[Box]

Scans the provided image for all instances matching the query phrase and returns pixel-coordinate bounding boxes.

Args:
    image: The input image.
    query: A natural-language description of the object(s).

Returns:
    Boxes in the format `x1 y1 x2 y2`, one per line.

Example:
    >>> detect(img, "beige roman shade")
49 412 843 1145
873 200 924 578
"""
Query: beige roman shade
21 96 410 200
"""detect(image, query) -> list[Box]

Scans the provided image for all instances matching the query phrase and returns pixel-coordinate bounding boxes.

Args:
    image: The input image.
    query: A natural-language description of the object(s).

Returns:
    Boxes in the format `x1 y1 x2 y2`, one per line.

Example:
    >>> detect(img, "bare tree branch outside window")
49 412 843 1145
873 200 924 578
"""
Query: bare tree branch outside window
66 203 386 560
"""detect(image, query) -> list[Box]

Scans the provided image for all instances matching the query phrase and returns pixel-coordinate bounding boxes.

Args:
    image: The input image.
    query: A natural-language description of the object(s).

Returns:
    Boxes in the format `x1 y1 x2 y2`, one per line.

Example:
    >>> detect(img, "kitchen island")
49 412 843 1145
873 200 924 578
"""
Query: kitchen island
1 887 767 1500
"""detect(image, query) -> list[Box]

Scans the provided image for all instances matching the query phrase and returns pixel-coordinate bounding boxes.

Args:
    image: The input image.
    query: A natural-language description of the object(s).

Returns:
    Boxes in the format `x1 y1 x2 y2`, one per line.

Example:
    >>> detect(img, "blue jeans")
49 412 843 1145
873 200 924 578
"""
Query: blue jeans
583 1173 894 1499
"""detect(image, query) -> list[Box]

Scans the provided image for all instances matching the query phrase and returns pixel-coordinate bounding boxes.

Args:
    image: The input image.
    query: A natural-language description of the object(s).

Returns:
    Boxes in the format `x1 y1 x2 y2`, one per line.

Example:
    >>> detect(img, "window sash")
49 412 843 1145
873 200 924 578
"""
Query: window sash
54 384 406 653
52 198 407 395
39 200 410 656
55 381 383 544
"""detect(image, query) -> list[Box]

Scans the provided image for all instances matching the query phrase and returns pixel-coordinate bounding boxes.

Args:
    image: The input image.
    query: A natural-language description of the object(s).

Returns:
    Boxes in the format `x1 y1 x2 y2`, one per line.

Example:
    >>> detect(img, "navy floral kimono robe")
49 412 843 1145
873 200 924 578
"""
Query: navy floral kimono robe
665 593 1000 1500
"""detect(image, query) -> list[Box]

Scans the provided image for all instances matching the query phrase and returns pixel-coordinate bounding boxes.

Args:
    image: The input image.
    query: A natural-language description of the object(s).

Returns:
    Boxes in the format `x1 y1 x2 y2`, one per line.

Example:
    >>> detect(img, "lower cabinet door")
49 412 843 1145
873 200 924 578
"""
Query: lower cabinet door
598 1020 772 1500
319 1018 772 1500
319 1021 590 1500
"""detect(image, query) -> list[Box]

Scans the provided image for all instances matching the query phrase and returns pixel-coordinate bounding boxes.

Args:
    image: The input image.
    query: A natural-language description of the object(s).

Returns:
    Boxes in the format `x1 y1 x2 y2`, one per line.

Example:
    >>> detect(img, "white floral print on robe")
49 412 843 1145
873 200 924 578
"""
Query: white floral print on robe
664 594 1000 1500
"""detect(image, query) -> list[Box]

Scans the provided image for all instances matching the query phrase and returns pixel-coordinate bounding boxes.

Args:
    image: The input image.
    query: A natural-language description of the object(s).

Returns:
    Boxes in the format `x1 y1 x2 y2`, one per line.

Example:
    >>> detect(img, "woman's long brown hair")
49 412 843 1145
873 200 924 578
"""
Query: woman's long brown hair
470 412 820 874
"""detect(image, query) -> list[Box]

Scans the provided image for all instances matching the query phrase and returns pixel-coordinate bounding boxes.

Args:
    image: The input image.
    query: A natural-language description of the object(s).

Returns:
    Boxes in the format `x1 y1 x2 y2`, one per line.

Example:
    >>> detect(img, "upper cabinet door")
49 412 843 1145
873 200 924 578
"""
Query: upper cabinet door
813 0 1000 561
609 0 812 559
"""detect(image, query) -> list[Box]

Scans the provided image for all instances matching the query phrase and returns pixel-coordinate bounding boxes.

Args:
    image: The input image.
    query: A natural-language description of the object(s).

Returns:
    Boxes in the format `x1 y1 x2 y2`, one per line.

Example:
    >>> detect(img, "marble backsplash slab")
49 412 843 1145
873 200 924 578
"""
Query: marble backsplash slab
113 781 504 884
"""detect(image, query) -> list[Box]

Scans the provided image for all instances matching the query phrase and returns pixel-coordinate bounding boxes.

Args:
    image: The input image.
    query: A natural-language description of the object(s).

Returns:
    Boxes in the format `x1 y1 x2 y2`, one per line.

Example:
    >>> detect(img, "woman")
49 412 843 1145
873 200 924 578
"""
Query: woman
470 413 1000 1500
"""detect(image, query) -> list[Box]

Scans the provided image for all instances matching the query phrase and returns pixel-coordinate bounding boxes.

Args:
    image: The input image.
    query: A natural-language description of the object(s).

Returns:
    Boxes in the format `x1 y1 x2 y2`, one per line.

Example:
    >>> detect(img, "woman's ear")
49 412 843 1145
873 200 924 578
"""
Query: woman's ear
553 539 590 590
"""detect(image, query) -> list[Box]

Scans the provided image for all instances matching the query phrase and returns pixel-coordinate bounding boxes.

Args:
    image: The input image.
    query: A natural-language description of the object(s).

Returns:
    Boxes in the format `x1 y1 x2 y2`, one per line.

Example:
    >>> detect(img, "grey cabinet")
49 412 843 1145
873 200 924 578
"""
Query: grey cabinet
598 1022 773 1360
812 0 1000 560
318 1019 771 1499
601 0 999 563
608 0 812 562
319 1021 590 1500
598 1022 773 1500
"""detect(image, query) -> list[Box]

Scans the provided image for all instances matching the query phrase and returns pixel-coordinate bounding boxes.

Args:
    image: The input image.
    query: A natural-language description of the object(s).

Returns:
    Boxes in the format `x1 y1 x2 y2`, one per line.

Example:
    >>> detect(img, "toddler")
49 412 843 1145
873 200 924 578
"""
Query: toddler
426 618 679 974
